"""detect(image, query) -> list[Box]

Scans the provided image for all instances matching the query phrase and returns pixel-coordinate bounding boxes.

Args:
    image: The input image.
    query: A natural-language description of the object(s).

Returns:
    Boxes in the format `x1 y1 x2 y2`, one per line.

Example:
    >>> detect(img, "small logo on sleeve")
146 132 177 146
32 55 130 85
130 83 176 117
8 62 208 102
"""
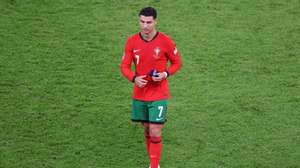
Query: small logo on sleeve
173 47 178 55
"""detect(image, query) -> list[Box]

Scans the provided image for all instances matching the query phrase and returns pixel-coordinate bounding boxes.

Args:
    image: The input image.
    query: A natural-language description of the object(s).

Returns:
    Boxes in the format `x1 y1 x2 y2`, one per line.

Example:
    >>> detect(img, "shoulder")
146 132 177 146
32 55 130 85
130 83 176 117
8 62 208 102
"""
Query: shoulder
126 33 140 43
158 32 176 46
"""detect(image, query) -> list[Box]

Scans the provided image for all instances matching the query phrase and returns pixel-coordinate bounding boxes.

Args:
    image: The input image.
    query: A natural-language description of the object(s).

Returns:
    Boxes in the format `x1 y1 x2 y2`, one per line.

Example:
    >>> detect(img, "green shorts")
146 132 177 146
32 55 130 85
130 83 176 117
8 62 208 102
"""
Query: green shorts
132 99 168 124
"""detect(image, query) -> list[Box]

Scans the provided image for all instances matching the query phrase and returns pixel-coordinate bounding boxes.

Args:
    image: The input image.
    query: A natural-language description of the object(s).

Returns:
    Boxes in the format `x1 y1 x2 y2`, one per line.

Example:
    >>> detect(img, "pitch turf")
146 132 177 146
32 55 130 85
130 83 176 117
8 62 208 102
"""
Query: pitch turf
0 0 299 167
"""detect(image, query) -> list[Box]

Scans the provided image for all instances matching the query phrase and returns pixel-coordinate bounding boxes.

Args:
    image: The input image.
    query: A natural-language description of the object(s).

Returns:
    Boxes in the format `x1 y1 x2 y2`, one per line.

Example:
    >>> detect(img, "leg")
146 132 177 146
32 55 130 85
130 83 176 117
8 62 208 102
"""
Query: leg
149 123 163 168
149 123 163 137
143 122 151 155
147 100 167 168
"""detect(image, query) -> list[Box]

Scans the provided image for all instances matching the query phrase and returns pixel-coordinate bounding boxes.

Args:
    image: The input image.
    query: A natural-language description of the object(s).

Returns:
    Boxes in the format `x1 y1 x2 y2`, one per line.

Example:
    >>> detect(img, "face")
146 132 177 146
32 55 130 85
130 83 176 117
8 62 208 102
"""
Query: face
139 15 156 35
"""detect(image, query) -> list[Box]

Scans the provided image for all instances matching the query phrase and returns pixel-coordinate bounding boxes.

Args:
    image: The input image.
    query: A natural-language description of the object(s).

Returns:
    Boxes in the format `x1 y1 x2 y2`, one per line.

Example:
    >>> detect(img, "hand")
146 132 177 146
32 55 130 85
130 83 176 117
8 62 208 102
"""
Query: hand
152 72 167 82
134 75 148 88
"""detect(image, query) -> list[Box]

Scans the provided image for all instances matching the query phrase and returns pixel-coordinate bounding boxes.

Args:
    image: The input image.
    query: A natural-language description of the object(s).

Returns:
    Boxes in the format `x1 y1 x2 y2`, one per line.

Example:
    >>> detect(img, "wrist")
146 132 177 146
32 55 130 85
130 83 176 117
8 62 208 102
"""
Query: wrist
132 76 137 83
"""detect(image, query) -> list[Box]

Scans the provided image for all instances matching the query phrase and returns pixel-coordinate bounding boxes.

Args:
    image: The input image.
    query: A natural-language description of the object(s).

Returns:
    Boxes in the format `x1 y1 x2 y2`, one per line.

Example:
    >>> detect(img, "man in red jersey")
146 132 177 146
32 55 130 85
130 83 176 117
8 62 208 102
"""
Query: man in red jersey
120 7 182 168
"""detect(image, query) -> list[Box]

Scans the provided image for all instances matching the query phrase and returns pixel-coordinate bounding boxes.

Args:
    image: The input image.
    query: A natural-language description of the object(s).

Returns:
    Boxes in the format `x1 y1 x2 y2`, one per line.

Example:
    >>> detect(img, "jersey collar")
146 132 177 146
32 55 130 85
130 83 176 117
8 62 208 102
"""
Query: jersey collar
139 31 159 43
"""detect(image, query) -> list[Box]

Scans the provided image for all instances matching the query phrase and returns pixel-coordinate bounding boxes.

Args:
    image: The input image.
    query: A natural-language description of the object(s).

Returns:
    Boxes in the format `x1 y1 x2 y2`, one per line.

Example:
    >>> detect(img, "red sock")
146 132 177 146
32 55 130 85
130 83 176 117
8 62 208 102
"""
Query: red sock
149 136 162 168
144 130 151 155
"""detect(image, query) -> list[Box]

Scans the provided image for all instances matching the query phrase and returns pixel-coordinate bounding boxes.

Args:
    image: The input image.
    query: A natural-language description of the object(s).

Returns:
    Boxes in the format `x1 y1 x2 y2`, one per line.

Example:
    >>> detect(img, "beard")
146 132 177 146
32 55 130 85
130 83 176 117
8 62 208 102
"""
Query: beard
143 29 151 35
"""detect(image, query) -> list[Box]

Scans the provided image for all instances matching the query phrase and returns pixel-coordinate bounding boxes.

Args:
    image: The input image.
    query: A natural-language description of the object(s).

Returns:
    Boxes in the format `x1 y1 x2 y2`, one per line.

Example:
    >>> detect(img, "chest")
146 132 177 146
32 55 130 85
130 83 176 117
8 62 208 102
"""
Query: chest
132 41 167 64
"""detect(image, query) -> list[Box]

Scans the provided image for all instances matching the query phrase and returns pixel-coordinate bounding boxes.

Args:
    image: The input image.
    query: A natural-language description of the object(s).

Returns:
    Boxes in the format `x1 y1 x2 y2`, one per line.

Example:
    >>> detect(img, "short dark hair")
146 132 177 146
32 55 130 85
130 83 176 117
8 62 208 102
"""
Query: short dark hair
139 7 157 19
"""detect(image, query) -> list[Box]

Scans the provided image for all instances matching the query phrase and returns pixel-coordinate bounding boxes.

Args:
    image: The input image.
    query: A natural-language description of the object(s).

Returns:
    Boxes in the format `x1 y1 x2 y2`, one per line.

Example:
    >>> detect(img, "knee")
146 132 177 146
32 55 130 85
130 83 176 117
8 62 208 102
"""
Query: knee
149 127 162 137
149 123 163 137
150 136 161 143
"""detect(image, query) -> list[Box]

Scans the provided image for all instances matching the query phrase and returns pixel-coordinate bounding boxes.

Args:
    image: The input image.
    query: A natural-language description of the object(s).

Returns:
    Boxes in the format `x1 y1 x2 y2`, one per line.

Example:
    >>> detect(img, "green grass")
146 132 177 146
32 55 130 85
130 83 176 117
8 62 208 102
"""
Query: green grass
1 0 299 168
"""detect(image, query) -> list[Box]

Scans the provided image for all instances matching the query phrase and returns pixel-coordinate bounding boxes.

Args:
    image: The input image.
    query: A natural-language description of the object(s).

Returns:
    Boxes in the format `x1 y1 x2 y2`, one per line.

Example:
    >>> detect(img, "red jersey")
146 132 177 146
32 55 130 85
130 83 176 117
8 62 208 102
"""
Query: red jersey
120 32 182 101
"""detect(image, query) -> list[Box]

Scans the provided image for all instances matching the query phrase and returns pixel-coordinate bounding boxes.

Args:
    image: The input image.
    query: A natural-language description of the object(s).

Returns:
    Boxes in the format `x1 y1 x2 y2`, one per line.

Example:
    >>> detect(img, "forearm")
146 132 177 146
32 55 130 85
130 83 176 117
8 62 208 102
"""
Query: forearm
167 61 182 76
120 65 135 82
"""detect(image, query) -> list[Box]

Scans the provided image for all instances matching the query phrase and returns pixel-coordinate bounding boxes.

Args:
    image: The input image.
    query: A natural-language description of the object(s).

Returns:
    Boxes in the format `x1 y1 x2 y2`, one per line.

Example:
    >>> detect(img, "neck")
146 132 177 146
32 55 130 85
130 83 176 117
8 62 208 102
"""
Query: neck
141 30 157 41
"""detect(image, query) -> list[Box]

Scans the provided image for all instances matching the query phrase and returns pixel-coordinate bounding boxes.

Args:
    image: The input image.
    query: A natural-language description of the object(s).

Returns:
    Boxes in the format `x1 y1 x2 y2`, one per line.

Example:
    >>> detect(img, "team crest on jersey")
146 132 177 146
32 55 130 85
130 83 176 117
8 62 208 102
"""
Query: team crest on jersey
153 47 161 59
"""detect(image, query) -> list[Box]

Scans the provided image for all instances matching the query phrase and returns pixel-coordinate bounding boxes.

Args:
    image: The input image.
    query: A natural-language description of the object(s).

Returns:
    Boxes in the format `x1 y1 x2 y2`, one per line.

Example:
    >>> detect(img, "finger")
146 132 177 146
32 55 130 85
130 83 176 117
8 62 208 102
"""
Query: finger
136 82 144 87
152 77 162 81
137 80 148 85
138 83 147 88
158 73 166 78
140 79 148 83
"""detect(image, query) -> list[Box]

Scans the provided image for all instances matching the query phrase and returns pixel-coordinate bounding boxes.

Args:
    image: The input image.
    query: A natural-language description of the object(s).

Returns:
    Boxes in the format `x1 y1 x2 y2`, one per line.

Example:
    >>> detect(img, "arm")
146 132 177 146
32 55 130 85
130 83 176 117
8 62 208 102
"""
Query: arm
166 39 182 76
120 39 136 82
152 40 182 82
120 38 148 87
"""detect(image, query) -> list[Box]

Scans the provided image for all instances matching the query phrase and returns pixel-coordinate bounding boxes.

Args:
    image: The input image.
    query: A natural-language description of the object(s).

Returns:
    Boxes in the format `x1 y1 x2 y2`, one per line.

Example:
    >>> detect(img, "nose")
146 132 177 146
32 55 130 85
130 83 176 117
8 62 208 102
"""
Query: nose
142 23 148 28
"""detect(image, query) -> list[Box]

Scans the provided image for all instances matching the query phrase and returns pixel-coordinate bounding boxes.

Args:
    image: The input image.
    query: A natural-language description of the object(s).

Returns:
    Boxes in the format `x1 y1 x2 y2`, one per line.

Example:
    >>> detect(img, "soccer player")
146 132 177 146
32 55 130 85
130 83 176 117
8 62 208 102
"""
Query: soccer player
120 7 182 168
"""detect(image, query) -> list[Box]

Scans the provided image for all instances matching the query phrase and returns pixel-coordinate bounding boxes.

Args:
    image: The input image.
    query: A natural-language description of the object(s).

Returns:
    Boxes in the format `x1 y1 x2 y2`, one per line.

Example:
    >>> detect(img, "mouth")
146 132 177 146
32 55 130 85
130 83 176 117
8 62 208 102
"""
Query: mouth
143 29 150 34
